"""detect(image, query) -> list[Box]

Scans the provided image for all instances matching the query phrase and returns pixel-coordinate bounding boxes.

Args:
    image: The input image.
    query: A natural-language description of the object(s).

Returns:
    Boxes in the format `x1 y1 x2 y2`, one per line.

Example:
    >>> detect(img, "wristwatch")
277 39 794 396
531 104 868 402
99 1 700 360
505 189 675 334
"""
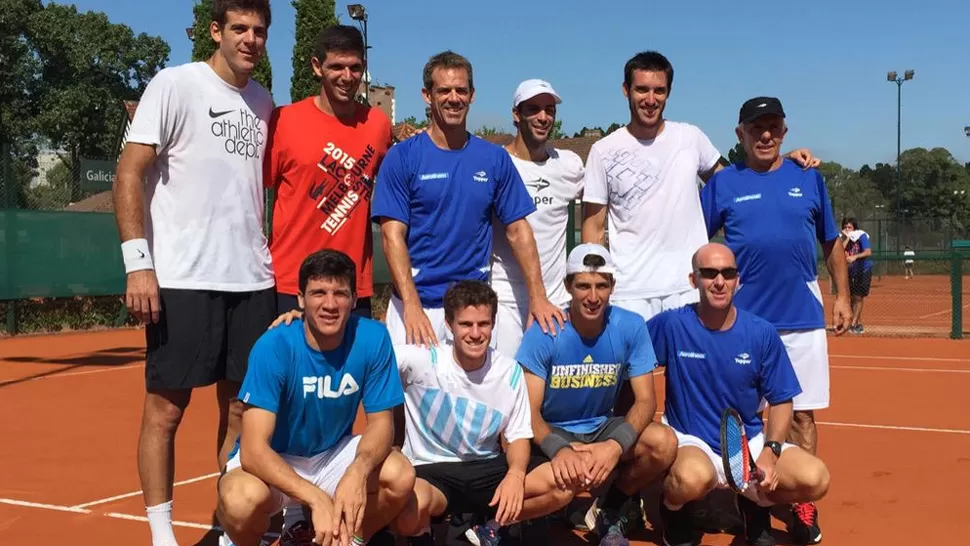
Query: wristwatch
764 441 783 458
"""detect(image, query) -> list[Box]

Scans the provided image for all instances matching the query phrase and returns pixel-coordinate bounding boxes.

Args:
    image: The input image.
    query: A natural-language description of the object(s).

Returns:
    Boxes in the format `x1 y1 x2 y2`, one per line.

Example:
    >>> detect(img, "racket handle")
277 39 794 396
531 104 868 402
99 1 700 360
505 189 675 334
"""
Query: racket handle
751 466 766 482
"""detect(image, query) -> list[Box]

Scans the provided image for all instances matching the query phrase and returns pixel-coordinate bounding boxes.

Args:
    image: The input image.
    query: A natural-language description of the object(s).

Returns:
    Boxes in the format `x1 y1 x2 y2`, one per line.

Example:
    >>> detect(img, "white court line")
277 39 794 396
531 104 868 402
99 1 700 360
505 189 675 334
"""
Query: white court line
818 421 970 435
918 303 969 320
72 472 220 509
829 354 970 363
831 365 970 374
0 363 144 386
0 498 90 513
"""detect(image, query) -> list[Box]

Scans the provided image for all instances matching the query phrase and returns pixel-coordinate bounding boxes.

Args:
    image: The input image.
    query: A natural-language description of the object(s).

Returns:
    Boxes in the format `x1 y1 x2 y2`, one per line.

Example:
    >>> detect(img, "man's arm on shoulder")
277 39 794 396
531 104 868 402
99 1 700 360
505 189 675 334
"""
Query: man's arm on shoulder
581 147 608 245
505 219 565 333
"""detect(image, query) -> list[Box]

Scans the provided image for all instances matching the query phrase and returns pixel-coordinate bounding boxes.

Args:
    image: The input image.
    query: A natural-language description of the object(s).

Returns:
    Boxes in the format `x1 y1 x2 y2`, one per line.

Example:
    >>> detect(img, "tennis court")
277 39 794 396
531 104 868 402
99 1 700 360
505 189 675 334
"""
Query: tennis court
1 328 968 545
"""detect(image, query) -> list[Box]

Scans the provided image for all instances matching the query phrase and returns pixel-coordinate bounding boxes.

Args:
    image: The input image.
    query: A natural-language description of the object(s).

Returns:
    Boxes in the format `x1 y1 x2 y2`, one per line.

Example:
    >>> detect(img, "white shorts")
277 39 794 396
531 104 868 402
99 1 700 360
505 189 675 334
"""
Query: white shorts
384 294 451 346
613 288 700 322
225 434 361 515
666 418 795 506
492 300 528 356
776 328 830 411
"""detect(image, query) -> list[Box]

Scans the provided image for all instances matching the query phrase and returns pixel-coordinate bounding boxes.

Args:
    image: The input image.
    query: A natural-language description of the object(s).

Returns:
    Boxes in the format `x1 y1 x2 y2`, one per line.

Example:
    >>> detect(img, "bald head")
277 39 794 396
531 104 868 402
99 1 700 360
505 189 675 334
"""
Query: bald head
692 243 737 271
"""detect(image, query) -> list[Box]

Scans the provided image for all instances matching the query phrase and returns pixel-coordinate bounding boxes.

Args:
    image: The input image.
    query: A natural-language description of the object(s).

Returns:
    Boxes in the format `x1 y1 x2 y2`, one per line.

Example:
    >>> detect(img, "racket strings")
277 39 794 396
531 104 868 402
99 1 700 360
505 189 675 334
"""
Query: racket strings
725 421 749 485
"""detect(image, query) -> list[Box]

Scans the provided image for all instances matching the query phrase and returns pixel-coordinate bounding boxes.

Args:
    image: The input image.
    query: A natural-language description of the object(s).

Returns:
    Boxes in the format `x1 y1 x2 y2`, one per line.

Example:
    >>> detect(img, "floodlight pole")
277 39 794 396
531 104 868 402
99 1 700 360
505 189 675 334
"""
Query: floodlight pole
888 70 914 252
348 4 369 105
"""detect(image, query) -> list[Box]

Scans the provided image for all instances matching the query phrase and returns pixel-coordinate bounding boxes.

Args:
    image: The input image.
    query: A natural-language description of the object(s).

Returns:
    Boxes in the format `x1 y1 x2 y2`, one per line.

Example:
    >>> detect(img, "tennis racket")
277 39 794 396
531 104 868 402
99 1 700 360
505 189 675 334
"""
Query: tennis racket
719 408 764 493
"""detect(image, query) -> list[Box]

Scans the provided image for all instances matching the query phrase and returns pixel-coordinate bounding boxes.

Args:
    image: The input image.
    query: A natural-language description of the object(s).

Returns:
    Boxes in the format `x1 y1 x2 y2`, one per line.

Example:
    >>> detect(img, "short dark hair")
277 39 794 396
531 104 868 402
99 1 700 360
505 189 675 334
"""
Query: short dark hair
842 217 859 229
212 0 272 28
443 280 497 323
313 25 365 62
423 50 474 91
623 51 674 90
298 249 357 295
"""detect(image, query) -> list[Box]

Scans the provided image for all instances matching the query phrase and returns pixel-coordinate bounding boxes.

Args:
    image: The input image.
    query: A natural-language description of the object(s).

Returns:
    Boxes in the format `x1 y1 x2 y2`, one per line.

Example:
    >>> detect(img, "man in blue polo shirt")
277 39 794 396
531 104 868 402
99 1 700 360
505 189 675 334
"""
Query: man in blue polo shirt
517 243 678 546
647 243 829 546
699 97 849 544
371 50 565 349
216 250 414 546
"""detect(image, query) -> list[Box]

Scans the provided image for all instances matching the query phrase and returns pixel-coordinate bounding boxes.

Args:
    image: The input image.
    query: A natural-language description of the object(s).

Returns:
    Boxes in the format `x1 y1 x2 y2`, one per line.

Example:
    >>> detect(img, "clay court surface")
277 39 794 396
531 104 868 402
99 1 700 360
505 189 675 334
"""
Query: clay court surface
2 326 969 545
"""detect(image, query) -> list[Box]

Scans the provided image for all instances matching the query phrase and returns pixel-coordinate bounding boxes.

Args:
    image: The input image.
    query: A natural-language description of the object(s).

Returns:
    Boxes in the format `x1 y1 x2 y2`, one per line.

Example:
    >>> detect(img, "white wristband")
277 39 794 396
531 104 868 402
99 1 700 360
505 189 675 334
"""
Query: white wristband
122 238 154 273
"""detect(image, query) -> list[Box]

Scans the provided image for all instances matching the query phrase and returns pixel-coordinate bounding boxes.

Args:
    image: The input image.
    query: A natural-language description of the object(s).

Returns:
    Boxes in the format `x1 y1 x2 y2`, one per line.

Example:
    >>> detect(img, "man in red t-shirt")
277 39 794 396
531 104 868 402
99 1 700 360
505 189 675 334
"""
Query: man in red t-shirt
264 24 392 317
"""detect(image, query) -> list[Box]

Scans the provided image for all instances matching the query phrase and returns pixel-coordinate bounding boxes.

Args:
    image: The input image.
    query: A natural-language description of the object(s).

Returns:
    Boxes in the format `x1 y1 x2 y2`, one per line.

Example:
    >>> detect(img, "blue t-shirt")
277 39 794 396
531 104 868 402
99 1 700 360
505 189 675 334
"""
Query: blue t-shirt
700 159 840 330
370 132 536 307
232 317 404 459
844 232 873 273
516 305 657 434
647 305 802 455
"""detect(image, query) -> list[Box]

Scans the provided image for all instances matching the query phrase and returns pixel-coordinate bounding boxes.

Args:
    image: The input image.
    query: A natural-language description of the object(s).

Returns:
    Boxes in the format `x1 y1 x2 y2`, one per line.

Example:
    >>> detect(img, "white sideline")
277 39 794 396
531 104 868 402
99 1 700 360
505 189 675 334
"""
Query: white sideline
72 472 220 509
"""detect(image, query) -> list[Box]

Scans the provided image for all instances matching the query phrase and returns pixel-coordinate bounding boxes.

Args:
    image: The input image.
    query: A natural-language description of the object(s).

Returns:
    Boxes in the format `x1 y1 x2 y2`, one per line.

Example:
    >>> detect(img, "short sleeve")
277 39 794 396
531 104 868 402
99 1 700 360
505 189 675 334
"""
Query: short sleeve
699 173 725 239
758 326 803 406
371 143 412 225
515 323 555 381
582 146 608 205
502 364 534 443
694 127 722 175
561 150 586 201
362 326 405 413
126 70 179 151
813 170 840 244
492 150 536 225
645 312 670 366
238 329 289 413
859 233 871 251
625 317 657 379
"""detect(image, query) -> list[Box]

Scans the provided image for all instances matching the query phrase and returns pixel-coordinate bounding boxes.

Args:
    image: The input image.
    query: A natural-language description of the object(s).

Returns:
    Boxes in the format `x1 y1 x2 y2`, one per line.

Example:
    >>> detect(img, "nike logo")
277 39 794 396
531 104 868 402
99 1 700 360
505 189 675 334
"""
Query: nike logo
137 250 145 259
209 107 234 118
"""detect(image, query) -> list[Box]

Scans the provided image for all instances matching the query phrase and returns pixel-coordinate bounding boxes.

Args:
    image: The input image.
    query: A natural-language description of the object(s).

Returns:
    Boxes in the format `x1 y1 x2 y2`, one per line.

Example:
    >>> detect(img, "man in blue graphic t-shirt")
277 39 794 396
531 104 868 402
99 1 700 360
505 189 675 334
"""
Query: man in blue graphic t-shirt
516 243 678 546
371 50 565 349
700 96 849 545
841 217 873 334
647 243 829 546
216 250 414 546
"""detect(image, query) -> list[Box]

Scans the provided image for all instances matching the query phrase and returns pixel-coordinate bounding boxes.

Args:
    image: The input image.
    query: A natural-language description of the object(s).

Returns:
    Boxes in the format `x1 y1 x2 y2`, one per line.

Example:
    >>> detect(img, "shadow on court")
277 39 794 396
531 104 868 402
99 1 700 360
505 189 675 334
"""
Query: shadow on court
0 346 145 388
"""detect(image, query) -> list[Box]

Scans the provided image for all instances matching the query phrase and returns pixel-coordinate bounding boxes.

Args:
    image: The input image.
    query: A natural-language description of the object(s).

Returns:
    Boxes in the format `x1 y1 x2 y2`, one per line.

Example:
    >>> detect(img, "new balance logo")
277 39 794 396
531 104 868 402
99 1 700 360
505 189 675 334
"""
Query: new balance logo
302 374 360 399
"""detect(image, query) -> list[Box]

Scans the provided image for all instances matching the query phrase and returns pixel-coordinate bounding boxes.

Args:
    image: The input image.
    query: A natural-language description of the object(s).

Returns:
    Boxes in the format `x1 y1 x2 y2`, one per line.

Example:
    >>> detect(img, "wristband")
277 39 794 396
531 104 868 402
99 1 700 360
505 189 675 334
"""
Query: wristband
539 431 571 459
606 422 637 454
121 238 154 273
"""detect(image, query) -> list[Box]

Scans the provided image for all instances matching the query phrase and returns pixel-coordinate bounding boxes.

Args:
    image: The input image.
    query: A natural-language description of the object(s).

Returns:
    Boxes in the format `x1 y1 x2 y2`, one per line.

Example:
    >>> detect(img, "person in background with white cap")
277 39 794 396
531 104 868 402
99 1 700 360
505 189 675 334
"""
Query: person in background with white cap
515 243 678 546
700 96 849 545
490 79 585 357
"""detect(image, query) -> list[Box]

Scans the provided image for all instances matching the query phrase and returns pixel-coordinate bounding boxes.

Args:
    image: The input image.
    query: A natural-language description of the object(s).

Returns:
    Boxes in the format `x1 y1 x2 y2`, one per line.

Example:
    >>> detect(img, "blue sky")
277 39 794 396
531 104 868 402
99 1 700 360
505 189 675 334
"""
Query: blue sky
67 0 970 169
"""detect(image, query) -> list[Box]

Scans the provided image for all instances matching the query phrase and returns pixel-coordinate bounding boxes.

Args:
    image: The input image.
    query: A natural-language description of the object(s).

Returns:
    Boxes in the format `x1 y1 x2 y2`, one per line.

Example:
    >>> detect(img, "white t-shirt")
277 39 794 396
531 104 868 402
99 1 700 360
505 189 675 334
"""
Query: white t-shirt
491 148 584 308
583 122 720 300
395 343 533 466
127 62 275 292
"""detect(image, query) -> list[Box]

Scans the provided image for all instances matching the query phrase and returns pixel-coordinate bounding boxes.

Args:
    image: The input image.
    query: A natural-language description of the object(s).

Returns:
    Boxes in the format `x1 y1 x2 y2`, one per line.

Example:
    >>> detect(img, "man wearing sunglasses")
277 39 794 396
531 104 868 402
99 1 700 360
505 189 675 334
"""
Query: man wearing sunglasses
699 97 850 544
646 243 830 546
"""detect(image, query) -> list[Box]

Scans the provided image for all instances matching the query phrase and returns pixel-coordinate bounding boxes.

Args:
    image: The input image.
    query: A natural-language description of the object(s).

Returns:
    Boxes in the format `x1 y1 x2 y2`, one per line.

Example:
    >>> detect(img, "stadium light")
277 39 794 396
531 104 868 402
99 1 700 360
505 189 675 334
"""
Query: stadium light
887 68 916 252
964 126 970 138
185 27 194 41
346 4 370 105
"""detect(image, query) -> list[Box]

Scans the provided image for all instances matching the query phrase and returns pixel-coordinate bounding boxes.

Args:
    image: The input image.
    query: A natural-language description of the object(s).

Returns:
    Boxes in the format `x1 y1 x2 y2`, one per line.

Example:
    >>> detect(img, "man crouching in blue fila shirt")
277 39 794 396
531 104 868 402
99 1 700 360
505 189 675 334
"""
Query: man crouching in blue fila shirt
216 249 414 546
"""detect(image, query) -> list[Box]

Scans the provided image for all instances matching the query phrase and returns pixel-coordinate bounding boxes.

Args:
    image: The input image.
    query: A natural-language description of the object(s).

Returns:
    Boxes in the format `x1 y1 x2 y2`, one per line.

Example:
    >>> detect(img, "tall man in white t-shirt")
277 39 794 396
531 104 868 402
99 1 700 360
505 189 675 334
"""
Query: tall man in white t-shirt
113 2 276 545
581 51 818 322
490 79 584 356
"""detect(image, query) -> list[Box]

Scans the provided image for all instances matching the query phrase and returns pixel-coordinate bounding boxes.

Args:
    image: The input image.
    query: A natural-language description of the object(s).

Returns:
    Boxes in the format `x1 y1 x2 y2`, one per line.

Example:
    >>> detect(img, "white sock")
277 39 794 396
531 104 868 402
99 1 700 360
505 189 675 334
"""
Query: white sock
146 501 179 546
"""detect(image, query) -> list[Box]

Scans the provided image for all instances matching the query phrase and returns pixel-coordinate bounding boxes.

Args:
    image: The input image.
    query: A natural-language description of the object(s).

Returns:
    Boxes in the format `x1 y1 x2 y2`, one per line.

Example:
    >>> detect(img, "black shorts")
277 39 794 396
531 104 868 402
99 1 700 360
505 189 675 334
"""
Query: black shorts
415 456 544 517
145 287 277 390
276 292 372 319
530 416 628 462
849 268 872 297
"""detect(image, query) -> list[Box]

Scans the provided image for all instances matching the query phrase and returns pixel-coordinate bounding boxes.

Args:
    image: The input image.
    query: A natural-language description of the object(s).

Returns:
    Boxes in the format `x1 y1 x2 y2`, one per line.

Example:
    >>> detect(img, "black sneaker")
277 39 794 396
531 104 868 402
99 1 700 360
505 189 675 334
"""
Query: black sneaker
659 499 698 546
595 497 636 546
790 502 822 544
735 495 775 546
368 527 397 546
279 520 315 546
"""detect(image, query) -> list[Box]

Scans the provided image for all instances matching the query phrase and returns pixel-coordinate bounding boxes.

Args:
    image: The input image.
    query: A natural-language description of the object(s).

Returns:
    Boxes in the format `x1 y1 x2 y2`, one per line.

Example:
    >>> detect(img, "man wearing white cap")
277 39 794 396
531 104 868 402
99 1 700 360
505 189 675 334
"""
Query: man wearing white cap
490 79 585 356
515 243 677 546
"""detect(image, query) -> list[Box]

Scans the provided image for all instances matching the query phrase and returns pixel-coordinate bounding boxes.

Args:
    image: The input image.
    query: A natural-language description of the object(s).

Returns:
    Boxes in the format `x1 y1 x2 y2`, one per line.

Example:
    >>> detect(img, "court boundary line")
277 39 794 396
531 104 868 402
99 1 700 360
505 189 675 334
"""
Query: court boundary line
829 354 970 363
830 365 970 374
918 302 970 320
817 421 970 435
72 472 220 509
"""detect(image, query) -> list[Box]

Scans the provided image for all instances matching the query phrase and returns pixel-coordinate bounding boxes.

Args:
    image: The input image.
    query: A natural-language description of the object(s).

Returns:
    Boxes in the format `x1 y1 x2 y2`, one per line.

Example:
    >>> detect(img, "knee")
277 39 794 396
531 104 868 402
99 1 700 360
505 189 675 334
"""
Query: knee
380 451 416 501
143 394 187 433
635 424 678 469
664 461 715 502
217 474 269 528
801 459 830 502
792 410 815 428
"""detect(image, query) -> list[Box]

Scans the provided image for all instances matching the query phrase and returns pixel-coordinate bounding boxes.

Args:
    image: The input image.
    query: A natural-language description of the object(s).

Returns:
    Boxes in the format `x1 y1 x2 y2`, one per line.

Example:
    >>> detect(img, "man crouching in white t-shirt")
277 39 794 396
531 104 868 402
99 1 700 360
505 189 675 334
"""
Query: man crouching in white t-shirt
490 79 584 357
389 281 574 546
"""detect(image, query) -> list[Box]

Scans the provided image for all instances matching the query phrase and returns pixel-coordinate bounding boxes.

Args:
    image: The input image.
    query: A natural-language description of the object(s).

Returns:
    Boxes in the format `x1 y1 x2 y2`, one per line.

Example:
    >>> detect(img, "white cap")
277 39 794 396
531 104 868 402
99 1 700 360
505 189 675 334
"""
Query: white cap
512 79 563 108
566 243 616 275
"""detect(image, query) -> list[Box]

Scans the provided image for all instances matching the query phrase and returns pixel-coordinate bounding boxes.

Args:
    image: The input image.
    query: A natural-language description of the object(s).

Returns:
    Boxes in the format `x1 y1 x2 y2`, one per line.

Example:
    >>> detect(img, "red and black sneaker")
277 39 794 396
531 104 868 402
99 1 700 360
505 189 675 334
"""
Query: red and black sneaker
790 502 822 544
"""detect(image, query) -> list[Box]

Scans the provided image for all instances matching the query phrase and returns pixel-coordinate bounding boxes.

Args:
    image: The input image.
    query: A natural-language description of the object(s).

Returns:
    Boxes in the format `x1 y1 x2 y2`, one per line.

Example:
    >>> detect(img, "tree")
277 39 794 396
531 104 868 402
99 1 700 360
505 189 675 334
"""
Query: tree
550 120 566 140
817 161 886 221
190 0 273 93
474 126 500 137
291 0 338 103
401 115 428 129
606 122 624 135
727 142 747 165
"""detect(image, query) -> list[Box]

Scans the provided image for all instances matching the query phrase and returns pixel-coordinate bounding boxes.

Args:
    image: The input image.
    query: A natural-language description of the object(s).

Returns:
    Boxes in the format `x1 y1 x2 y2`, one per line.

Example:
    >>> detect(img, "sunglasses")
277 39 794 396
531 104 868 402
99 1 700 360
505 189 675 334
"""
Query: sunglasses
697 267 739 280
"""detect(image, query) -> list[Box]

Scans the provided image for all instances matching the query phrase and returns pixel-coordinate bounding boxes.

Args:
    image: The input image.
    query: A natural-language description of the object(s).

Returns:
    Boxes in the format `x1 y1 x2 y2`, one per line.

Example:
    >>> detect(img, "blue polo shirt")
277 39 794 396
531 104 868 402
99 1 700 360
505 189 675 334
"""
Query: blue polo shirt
647 305 801 454
700 159 840 330
371 132 536 307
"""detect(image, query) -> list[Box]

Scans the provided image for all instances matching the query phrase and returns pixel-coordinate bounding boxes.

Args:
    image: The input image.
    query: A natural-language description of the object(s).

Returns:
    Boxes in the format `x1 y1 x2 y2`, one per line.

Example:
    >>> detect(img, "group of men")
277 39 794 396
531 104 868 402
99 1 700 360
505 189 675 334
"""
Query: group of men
113 1 849 546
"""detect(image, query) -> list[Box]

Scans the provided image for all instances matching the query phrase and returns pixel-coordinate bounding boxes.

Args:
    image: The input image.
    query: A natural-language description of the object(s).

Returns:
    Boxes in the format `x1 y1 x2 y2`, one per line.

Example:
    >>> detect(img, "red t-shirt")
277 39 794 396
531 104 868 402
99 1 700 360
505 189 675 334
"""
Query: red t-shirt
265 97 392 297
